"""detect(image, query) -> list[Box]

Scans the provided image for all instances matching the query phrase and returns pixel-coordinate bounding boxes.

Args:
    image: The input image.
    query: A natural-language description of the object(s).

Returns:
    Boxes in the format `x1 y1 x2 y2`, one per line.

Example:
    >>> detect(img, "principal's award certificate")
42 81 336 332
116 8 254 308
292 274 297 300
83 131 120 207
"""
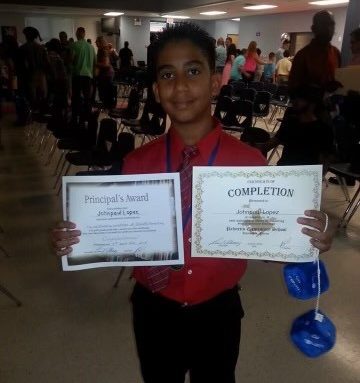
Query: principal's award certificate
62 174 184 271
192 165 322 262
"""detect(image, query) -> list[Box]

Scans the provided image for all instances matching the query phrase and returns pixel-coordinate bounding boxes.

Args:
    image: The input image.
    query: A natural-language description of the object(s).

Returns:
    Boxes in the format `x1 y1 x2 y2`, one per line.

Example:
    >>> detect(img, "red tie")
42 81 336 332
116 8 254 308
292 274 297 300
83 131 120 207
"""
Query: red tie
146 145 199 292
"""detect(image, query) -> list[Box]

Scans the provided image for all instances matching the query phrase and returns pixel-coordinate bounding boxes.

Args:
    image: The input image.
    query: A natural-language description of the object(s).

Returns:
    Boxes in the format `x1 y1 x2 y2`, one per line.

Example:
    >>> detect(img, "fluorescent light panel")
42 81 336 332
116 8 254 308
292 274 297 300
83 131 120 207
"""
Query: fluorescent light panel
243 5 278 10
309 0 348 5
231 18 241 21
104 12 124 16
200 11 227 15
162 15 190 19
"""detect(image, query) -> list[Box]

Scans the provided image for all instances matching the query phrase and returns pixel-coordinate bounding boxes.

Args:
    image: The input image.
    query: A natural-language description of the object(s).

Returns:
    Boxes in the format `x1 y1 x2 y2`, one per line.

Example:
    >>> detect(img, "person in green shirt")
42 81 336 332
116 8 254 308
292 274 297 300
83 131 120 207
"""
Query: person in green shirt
70 27 96 125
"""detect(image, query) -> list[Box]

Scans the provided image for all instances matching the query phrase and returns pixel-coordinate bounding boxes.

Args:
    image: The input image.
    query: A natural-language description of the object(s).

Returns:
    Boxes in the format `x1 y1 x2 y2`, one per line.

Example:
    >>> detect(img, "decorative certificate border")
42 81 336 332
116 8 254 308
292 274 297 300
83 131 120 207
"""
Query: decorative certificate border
192 166 322 262
62 173 184 271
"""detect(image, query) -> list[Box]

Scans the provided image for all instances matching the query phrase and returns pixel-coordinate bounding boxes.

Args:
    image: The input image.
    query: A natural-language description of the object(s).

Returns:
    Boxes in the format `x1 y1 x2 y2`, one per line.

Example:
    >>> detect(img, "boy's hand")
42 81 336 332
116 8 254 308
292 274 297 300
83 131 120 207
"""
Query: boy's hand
51 221 81 257
297 210 333 254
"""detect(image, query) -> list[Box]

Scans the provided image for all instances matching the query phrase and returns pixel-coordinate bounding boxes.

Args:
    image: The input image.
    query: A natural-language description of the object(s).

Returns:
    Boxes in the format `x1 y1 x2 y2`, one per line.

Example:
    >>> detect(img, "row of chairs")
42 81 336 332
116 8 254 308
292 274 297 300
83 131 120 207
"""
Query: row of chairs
27 84 167 195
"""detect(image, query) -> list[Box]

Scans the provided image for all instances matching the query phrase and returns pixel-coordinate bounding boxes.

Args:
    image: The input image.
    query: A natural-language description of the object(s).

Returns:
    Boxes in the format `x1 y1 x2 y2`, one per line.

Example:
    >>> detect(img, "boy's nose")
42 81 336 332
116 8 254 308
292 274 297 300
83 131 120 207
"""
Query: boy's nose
174 74 189 91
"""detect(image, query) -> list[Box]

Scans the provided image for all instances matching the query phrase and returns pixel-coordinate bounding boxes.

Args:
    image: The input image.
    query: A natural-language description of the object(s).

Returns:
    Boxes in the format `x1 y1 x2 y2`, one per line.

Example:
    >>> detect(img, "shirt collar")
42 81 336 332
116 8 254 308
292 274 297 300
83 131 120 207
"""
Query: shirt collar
168 118 222 165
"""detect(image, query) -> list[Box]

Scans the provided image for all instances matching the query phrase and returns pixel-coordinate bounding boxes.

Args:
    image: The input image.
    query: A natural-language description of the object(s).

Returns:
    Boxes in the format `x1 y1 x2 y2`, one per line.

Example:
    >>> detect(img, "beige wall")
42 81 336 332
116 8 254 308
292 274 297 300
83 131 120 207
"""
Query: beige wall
0 13 100 45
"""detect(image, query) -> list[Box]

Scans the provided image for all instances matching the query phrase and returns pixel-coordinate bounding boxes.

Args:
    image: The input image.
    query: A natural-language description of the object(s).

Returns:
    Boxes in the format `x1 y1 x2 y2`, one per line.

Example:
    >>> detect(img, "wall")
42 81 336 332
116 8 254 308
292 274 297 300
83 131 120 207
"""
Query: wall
237 7 347 55
118 17 218 64
119 16 152 64
0 7 349 60
0 12 100 45
213 20 239 40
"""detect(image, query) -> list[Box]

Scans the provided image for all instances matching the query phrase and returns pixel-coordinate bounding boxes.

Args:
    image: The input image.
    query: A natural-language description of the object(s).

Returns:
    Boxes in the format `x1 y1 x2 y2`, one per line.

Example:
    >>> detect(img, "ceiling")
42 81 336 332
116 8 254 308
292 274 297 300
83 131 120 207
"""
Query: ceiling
0 0 349 20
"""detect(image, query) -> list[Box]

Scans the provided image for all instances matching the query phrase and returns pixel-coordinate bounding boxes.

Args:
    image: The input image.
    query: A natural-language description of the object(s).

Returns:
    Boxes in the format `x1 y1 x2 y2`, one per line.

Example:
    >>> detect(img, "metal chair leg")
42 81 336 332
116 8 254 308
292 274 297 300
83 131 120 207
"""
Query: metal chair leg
339 186 360 227
113 268 126 288
0 245 10 258
0 283 22 306
343 197 360 227
337 175 350 202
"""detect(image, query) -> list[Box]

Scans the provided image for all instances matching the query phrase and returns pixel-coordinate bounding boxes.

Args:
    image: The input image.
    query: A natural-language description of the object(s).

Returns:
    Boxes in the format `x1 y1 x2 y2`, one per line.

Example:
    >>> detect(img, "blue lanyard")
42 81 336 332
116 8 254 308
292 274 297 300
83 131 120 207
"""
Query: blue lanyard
165 133 220 230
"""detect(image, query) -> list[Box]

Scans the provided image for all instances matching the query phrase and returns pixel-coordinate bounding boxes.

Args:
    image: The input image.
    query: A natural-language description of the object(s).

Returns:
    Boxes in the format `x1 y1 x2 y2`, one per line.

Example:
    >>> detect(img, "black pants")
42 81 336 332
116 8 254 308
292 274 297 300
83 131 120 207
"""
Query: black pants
71 75 92 124
131 283 244 383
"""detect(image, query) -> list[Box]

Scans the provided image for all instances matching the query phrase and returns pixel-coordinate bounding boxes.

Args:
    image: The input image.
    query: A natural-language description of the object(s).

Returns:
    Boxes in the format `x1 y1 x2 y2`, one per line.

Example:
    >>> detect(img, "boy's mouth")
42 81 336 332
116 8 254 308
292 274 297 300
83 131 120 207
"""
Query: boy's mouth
173 100 194 109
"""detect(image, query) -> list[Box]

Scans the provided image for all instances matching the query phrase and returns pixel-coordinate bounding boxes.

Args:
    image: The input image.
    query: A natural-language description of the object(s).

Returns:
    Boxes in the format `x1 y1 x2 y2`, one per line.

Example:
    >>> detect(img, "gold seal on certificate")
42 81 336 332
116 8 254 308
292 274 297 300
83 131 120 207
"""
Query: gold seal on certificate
62 174 184 271
191 165 323 263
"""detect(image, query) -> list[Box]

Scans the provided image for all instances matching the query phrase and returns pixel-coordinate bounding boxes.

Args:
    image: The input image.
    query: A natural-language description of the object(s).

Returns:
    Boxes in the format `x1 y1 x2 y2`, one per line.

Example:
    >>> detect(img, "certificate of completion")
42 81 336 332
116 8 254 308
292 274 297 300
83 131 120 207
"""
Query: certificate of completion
62 174 184 271
191 165 322 262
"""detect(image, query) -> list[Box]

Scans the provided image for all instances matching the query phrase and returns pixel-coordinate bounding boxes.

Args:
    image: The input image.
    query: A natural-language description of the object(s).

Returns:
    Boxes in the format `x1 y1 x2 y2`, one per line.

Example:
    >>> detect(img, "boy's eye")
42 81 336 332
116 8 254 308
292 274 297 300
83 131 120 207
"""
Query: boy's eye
160 71 175 80
188 68 200 76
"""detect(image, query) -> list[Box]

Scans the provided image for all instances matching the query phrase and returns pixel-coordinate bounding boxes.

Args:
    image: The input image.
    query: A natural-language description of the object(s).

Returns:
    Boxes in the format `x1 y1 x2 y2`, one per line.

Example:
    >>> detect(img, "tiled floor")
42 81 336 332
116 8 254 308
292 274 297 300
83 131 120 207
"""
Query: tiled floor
0 112 359 383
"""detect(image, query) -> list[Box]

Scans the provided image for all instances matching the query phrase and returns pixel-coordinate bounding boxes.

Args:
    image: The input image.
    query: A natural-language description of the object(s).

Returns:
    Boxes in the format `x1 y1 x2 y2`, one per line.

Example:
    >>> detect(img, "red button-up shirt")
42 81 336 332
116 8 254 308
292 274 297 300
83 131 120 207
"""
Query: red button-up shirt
122 121 266 305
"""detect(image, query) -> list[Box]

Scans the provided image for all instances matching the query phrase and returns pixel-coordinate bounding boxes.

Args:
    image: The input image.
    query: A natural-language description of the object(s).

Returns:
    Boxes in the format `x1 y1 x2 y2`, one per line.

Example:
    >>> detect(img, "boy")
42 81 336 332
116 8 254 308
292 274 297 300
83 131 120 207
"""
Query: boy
263 52 276 83
52 24 333 383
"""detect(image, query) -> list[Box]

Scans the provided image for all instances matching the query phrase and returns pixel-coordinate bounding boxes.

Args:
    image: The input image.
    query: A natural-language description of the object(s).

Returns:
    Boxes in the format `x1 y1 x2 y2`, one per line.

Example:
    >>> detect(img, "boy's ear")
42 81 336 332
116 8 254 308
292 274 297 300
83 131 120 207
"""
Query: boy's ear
211 72 221 97
153 82 161 103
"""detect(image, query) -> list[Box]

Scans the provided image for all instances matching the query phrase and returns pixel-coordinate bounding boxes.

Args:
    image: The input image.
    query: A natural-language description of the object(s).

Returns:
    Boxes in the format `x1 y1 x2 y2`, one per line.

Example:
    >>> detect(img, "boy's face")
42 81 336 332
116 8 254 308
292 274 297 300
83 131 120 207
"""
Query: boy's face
153 40 219 126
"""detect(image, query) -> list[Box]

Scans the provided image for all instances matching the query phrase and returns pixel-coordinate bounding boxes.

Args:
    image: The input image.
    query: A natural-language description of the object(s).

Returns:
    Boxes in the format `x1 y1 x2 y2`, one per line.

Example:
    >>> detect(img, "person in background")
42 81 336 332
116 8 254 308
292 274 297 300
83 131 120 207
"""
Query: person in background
261 85 334 168
51 23 334 383
289 10 341 92
349 27 360 65
17 27 49 114
147 34 157 76
262 52 276 83
243 41 266 82
119 41 134 71
221 43 237 86
45 38 68 119
0 42 15 119
70 27 96 125
225 36 232 49
95 36 115 109
86 39 92 44
230 48 246 81
59 31 72 101
215 37 226 73
69 37 74 44
276 49 292 84
275 39 290 63
108 43 119 69
254 48 265 82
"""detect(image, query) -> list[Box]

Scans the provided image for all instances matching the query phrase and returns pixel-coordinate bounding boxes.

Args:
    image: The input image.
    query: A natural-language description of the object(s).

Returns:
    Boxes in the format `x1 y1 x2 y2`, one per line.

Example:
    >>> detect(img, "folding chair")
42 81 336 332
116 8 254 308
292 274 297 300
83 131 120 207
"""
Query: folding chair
253 91 272 131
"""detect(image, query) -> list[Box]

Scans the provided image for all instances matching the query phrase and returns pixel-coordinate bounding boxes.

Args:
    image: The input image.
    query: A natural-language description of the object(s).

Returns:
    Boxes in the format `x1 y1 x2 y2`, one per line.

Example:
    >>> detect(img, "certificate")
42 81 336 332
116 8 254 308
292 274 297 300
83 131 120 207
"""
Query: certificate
191 165 322 262
62 174 184 271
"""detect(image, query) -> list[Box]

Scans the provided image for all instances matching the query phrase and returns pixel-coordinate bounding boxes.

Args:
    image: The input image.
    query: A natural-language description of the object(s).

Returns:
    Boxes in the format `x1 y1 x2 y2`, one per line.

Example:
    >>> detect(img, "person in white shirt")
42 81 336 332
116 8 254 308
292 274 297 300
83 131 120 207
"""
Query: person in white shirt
215 37 226 72
275 39 290 63
276 49 292 84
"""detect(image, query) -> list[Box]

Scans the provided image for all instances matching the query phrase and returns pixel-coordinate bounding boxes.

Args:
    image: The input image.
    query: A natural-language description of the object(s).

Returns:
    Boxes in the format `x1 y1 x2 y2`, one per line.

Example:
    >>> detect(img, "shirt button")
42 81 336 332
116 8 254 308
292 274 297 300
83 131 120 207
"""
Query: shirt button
188 269 192 275
188 237 192 243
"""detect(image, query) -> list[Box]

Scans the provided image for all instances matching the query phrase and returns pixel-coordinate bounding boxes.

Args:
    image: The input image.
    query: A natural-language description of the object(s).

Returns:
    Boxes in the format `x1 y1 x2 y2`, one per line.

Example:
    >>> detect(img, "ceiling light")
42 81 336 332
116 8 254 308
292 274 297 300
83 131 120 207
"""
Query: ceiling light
200 11 227 16
104 12 124 16
231 18 241 21
309 0 349 5
162 15 190 19
243 5 278 10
